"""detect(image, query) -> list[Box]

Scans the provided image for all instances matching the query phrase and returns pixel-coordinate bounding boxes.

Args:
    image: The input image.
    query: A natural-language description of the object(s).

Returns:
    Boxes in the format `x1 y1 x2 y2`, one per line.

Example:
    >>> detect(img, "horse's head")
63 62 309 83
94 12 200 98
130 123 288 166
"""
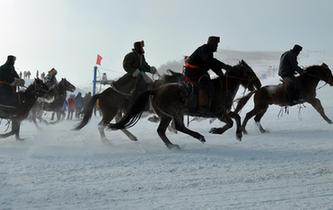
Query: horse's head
320 63 333 86
59 78 76 92
232 60 262 91
304 63 333 86
32 78 49 97
161 69 184 83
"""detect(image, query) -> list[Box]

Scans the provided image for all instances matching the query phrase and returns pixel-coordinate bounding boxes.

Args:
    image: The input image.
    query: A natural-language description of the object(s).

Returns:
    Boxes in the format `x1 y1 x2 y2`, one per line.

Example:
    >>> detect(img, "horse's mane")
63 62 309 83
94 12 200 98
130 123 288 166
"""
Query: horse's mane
303 64 326 73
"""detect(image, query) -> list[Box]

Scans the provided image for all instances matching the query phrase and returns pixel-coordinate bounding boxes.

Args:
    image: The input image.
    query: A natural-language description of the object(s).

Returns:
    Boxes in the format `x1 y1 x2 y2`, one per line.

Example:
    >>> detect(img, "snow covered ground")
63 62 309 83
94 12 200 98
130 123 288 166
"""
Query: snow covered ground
1 77 333 210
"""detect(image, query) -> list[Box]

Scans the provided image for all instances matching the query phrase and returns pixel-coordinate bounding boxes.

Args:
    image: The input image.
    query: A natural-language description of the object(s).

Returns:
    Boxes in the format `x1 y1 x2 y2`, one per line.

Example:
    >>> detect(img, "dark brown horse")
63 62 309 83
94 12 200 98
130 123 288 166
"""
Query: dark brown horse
0 78 49 140
74 70 184 142
236 63 333 134
109 60 262 149
30 78 76 125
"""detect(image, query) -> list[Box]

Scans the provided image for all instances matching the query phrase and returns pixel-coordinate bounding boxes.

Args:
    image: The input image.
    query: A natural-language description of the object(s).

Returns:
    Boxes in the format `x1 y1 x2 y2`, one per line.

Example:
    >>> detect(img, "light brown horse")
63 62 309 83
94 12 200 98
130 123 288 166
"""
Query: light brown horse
236 63 333 134
109 60 262 149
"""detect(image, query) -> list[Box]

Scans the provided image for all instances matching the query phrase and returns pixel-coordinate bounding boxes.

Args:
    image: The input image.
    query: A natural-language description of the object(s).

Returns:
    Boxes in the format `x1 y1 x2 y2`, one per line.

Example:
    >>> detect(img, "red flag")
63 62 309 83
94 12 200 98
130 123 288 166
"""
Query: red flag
96 54 103 65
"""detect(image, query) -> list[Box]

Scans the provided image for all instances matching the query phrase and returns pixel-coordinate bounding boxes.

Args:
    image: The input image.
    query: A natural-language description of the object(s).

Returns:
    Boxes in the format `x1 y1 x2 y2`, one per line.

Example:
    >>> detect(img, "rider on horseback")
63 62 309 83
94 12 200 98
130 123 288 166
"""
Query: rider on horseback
115 40 157 100
278 44 304 105
44 68 58 89
0 55 25 106
183 36 232 111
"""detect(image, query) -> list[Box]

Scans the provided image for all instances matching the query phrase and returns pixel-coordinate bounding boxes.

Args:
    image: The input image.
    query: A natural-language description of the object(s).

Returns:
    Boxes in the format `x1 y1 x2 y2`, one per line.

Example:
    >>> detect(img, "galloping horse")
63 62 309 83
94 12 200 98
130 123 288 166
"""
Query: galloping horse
74 70 184 142
31 78 75 124
109 60 262 149
0 78 49 140
236 63 333 134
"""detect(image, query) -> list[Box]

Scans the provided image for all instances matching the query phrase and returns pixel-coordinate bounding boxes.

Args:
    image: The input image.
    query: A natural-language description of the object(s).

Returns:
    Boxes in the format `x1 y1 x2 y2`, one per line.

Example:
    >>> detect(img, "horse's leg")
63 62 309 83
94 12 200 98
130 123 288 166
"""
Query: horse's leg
229 111 242 140
98 109 117 142
157 116 180 149
173 115 205 143
254 107 269 133
210 113 231 134
307 98 332 124
167 120 177 134
241 107 260 134
210 111 242 141
51 112 55 121
13 121 23 141
115 112 138 141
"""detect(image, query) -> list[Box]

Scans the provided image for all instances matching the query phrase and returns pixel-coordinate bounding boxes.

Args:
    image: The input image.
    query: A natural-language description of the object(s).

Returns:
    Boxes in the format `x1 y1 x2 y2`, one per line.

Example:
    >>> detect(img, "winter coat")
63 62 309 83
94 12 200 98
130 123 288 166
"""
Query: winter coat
44 74 58 89
123 50 152 75
0 62 19 84
75 93 83 109
278 49 304 78
67 97 76 111
185 44 230 79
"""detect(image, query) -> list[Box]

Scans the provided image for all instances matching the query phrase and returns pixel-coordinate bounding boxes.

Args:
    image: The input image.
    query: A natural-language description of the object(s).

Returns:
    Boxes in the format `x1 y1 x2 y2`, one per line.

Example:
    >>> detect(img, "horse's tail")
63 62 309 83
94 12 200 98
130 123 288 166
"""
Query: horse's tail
74 94 99 130
109 90 153 130
234 91 256 113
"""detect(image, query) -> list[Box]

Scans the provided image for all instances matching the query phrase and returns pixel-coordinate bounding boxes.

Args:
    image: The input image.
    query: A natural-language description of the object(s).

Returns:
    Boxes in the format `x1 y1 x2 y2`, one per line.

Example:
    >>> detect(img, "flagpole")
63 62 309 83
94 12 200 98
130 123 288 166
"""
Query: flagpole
92 65 97 95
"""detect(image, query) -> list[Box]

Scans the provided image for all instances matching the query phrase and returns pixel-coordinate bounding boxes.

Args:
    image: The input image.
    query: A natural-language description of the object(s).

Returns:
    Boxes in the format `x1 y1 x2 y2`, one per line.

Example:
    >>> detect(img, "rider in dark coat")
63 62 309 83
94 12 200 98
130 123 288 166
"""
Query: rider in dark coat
184 36 232 110
114 41 157 98
44 68 58 89
278 44 304 104
0 55 24 106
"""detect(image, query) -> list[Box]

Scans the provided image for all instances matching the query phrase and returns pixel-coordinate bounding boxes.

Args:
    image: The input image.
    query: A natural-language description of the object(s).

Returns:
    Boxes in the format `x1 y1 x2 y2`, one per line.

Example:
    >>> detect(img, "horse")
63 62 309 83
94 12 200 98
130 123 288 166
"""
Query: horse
74 70 184 142
236 63 333 134
0 78 49 140
31 78 75 125
109 60 262 149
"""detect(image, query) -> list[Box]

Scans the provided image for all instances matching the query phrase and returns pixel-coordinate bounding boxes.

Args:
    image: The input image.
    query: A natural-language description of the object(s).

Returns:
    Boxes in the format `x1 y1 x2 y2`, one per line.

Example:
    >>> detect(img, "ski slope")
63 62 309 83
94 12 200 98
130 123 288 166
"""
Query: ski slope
1 78 333 210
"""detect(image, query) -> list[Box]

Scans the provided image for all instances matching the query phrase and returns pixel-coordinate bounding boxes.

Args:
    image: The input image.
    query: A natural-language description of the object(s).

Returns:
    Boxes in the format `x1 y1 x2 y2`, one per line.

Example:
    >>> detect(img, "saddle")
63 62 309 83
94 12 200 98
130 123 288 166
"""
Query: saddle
280 79 303 106
185 82 210 112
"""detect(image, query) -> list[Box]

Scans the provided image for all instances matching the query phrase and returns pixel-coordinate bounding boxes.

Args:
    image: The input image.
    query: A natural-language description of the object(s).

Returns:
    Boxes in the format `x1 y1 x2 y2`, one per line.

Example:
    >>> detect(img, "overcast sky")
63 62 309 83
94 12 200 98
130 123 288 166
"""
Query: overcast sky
1 0 332 85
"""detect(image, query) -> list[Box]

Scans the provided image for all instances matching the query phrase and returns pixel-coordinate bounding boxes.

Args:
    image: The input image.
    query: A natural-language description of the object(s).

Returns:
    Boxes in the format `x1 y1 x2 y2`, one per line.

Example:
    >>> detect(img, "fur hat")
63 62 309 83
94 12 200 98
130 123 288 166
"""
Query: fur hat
292 44 303 53
134 40 144 49
207 36 220 44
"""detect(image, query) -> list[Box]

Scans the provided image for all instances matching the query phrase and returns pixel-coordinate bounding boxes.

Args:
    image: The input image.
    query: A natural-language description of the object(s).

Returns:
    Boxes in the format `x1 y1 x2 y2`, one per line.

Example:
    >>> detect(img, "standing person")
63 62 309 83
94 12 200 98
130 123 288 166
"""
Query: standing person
0 55 25 106
83 92 92 109
36 70 39 78
278 44 304 105
67 94 76 120
75 92 83 118
183 36 232 111
41 72 46 81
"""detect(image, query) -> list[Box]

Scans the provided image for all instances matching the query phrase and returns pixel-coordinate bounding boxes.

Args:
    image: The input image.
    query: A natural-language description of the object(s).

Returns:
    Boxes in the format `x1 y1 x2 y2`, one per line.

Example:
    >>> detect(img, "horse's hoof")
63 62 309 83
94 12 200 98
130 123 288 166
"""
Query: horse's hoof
327 120 332 124
130 136 138 142
167 144 181 150
236 133 242 141
16 138 25 141
198 136 206 143
209 128 221 134
260 129 268 133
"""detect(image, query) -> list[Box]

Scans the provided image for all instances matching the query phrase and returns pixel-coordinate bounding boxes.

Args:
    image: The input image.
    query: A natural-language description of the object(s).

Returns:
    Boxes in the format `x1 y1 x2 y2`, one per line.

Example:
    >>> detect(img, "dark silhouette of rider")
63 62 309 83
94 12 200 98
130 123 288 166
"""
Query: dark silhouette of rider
44 68 58 89
278 44 304 105
0 55 24 106
184 36 232 110
122 40 157 100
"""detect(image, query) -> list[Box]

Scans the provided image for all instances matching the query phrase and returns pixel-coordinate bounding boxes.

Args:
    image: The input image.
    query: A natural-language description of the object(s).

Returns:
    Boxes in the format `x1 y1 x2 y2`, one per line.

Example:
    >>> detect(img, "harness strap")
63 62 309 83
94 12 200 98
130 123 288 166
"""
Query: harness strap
184 63 200 69
0 80 16 92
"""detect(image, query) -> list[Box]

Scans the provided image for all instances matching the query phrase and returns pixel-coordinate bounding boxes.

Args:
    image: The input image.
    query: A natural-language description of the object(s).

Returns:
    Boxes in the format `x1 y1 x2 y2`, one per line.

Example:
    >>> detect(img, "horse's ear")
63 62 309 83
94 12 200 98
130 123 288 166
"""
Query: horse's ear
322 63 328 68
